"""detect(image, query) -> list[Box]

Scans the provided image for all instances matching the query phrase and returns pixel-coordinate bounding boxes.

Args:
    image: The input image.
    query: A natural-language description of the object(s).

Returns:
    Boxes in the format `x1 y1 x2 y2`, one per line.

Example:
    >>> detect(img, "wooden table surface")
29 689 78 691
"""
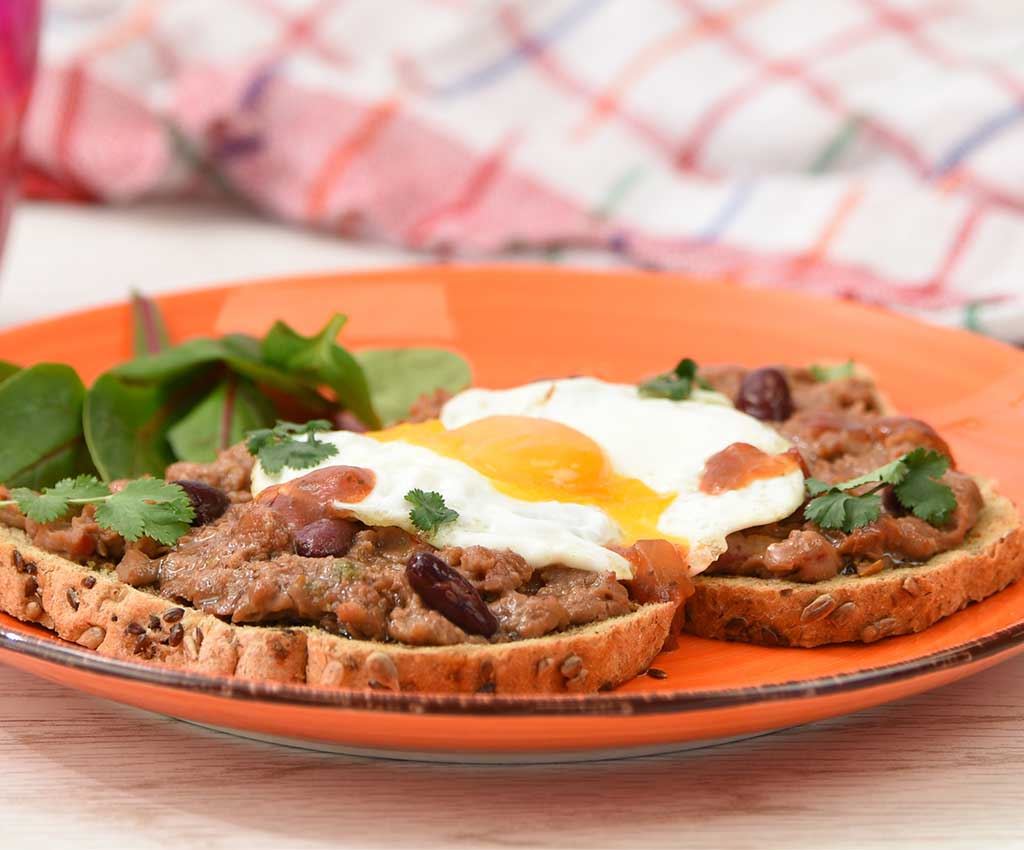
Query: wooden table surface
2 202 1023 850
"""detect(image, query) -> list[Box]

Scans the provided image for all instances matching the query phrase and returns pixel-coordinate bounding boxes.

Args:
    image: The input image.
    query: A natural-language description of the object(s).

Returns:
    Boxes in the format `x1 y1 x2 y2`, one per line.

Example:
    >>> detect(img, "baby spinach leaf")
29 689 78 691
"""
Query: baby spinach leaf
0 360 19 385
113 335 331 414
84 371 215 480
262 314 380 429
356 348 472 426
167 375 276 462
112 338 239 383
0 364 92 488
131 291 171 356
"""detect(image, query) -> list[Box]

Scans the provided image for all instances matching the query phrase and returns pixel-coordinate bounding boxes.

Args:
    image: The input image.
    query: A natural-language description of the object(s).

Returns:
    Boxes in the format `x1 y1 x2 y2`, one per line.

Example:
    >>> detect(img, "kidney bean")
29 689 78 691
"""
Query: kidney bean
881 485 908 517
735 368 794 421
171 480 229 526
294 517 359 558
406 552 498 637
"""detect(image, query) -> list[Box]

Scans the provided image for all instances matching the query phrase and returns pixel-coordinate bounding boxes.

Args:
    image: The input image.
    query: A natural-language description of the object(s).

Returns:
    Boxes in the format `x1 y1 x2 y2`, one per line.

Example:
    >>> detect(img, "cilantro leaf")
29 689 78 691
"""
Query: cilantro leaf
246 420 339 474
832 456 909 493
258 439 338 475
94 479 194 544
805 490 882 532
809 360 855 382
11 475 111 523
893 448 956 524
804 448 956 532
405 489 459 534
639 358 700 401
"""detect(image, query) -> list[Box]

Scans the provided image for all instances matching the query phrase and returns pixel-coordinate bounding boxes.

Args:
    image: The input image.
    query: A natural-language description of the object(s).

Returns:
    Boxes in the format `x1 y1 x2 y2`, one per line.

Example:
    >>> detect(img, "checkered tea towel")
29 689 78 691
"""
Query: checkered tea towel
23 0 1024 340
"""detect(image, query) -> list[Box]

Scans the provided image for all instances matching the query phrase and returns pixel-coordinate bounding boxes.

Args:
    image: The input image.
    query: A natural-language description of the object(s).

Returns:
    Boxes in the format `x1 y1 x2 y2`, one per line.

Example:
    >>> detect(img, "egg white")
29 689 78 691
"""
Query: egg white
251 431 634 577
441 378 805 573
252 378 806 579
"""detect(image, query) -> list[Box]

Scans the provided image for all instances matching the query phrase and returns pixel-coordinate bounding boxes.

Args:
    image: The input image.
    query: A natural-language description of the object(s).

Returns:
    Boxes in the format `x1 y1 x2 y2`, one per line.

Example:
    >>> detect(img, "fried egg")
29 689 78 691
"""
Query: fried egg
251 378 805 578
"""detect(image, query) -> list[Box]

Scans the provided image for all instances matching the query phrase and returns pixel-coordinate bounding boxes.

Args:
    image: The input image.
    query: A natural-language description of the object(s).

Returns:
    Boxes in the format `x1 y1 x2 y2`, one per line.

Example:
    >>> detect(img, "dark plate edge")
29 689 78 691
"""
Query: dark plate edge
2 615 1023 717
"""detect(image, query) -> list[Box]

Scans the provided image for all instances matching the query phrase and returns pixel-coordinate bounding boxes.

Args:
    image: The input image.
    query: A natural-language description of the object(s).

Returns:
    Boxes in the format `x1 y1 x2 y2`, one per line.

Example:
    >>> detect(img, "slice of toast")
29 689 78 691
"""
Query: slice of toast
685 362 1024 646
0 525 674 693
685 478 1024 646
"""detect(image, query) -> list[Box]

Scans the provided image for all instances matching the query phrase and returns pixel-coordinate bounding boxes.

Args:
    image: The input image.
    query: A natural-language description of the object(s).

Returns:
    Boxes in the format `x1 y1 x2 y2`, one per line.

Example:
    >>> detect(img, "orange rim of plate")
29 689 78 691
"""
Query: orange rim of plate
1 613 1023 714
0 265 1022 727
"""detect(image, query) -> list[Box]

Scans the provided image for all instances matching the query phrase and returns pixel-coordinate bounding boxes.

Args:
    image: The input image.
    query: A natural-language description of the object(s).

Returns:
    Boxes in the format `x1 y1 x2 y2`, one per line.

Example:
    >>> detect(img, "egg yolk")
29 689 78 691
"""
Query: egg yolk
370 415 677 545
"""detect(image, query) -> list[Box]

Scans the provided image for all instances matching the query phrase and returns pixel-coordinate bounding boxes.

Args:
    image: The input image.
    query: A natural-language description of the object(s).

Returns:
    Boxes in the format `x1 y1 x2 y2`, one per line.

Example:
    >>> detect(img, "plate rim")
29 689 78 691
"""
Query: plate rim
3 613 1022 716
2 266 1024 720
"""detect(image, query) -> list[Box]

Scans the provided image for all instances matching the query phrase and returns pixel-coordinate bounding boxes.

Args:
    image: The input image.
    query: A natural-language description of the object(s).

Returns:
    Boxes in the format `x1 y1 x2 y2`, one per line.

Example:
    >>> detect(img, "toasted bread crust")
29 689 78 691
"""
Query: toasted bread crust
685 479 1024 646
0 526 674 693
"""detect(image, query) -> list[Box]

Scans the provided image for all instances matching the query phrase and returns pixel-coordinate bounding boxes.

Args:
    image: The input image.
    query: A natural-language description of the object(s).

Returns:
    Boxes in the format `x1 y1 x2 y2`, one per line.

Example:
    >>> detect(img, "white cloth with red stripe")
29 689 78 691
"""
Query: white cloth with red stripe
24 0 1024 340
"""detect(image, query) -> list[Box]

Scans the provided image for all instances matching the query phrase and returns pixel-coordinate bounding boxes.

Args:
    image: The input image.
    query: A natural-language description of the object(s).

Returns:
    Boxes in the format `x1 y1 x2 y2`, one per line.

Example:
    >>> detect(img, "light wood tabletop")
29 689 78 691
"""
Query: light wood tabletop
2 201 1023 850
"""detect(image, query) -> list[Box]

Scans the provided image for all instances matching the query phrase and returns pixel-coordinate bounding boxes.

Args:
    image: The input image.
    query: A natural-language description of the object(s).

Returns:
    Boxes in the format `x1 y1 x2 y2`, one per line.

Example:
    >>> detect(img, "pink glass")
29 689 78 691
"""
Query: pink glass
0 0 40 267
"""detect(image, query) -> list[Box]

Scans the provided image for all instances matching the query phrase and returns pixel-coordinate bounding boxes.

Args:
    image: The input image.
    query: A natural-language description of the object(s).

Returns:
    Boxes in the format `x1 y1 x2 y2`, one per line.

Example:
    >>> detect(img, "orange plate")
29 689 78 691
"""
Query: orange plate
2 266 1023 761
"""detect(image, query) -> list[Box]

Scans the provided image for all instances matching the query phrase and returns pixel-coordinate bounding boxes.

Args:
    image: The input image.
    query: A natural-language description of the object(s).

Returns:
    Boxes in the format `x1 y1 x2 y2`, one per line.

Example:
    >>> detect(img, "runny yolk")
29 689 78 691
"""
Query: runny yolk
369 415 676 545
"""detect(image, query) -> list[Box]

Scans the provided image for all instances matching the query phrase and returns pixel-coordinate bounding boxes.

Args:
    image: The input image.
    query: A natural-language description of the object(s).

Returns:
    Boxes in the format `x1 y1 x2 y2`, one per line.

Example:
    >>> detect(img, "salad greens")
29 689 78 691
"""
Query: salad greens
0 293 472 486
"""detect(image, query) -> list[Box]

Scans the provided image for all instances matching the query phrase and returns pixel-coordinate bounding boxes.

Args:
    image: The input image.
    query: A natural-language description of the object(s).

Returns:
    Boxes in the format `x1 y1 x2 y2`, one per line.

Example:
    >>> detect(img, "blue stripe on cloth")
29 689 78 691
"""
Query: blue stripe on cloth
932 103 1024 176
433 0 607 99
698 180 755 243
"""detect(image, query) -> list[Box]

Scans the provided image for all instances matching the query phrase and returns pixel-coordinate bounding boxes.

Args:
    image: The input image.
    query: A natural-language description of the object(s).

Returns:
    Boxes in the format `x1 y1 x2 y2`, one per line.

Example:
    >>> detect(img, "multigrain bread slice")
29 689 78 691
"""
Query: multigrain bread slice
685 478 1024 647
0 525 674 693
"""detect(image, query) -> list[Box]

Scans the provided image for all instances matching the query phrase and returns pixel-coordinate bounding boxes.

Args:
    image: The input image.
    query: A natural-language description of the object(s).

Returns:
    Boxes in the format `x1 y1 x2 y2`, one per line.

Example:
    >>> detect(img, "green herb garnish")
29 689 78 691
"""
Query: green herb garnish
0 475 194 544
246 420 338 474
638 358 707 400
804 448 956 532
809 360 855 382
405 489 459 534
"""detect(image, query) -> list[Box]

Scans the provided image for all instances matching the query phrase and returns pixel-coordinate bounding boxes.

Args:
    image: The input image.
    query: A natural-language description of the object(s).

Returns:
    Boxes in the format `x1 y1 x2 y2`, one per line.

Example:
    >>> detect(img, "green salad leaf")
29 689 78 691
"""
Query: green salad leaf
0 364 93 488
262 314 380 429
167 376 276 463
131 291 171 356
356 348 471 426
0 360 19 385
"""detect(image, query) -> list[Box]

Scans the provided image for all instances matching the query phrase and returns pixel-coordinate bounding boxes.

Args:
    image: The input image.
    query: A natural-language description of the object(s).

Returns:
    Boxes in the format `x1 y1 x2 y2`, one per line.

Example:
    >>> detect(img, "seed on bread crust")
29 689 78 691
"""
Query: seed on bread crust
66 587 80 611
828 601 858 624
162 607 185 623
366 651 399 690
800 594 837 624
902 576 923 597
167 623 184 647
860 617 898 643
76 626 105 650
82 575 96 589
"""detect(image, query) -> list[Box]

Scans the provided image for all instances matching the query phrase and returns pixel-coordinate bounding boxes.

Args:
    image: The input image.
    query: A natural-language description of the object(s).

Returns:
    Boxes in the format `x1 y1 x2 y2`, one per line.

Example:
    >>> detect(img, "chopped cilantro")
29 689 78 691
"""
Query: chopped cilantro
639 358 702 401
246 419 338 474
809 360 855 382
405 489 459 534
1 475 194 544
804 449 956 532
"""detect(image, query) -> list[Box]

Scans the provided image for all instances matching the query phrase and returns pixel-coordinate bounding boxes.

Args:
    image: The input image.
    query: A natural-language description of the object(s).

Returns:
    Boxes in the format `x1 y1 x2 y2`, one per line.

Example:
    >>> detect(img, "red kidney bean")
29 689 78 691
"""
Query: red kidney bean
294 517 359 558
735 368 794 421
406 552 498 637
171 480 229 526
881 485 908 517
